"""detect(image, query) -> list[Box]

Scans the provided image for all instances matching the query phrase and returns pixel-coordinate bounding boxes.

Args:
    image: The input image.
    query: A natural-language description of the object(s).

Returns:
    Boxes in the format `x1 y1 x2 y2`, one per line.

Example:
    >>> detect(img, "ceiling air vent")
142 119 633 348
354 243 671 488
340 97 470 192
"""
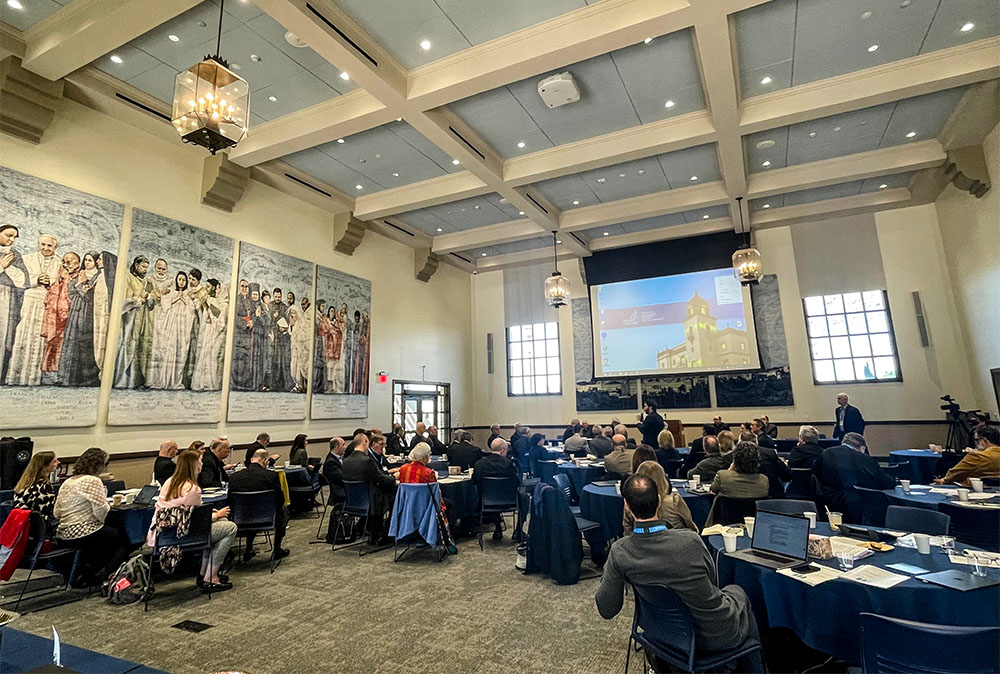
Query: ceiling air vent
283 173 332 197
447 126 485 161
114 93 170 122
383 220 415 237
306 3 378 67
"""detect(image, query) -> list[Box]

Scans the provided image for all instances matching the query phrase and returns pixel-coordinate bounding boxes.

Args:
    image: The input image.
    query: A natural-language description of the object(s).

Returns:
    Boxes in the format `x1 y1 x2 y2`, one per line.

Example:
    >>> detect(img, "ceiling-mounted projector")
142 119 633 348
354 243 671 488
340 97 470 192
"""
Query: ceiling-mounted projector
538 72 580 108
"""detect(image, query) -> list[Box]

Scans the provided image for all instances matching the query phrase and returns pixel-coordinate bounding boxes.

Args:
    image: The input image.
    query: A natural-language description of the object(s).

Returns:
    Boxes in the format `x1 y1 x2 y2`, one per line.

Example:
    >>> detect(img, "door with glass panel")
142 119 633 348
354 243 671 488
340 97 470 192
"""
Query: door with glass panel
393 381 451 445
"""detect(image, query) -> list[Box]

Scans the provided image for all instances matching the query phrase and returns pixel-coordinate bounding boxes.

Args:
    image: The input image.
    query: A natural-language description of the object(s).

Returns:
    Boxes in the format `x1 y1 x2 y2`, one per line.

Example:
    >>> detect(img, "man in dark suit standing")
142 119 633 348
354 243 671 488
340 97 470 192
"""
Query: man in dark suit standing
813 433 894 523
228 448 290 562
473 438 520 541
322 437 347 544
833 393 865 440
243 432 271 467
789 425 824 470
343 432 397 545
636 402 664 448
447 431 484 471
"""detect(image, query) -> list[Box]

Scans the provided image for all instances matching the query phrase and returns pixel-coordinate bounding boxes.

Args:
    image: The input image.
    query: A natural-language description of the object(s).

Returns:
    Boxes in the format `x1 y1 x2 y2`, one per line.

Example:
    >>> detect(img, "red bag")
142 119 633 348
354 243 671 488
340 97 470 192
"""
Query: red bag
0 508 32 581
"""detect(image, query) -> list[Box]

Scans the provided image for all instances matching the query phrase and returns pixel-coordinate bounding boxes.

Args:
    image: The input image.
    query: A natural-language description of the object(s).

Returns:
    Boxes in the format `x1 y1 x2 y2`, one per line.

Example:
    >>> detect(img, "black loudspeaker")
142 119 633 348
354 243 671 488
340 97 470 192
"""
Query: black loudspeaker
0 437 33 489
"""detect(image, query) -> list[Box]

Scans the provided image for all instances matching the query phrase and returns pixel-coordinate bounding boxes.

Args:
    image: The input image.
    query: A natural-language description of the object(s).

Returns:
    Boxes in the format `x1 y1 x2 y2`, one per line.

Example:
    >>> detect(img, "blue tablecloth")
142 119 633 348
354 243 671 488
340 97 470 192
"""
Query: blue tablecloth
707 523 1000 665
555 463 606 501
890 449 943 483
106 492 228 545
885 485 1000 510
0 627 171 674
438 477 478 520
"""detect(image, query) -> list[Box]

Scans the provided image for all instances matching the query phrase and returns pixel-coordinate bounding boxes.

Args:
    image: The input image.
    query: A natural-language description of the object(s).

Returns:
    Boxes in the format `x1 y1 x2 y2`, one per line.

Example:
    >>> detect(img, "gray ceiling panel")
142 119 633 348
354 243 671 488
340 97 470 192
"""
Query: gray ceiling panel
739 61 795 100
682 204 730 224
1 0 63 31
309 63 358 94
622 213 687 233
94 44 162 81
732 0 796 98
125 63 181 105
441 0 587 45
282 148 373 194
245 13 329 70
482 194 525 220
388 123 464 174
881 86 968 145
398 193 517 234
128 3 243 70
922 0 1000 53
533 174 600 210
744 127 791 172
576 155 669 202
750 195 785 212
749 172 915 213
252 73 340 122
860 171 914 193
448 88 554 157
656 144 722 188
783 180 864 206
462 235 554 260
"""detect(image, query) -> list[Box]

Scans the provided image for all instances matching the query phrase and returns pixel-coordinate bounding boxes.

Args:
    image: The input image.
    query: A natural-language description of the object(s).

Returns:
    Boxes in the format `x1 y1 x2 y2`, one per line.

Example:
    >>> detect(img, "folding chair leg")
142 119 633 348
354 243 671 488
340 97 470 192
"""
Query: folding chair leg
313 502 330 540
624 635 632 674
12 564 35 612
478 511 485 551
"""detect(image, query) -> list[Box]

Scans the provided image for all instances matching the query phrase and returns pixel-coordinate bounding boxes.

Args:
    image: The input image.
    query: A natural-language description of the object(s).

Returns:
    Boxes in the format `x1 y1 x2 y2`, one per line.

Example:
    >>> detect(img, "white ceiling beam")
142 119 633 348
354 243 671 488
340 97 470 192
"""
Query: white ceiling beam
21 0 201 81
251 160 354 212
475 247 579 272
746 140 946 199
366 217 433 248
750 188 912 229
354 171 490 220
432 220 544 255
740 38 1000 135
588 217 733 251
560 181 730 232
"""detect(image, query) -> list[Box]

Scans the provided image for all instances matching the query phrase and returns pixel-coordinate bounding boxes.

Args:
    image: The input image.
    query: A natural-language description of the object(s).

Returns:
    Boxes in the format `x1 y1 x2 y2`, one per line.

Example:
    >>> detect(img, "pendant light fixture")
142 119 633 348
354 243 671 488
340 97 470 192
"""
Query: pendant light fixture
543 231 570 307
732 196 763 286
171 0 249 154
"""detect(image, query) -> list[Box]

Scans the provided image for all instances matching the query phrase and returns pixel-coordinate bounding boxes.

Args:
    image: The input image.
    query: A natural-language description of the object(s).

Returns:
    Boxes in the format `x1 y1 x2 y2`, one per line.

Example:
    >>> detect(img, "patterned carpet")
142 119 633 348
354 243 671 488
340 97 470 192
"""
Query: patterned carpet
6 514 632 674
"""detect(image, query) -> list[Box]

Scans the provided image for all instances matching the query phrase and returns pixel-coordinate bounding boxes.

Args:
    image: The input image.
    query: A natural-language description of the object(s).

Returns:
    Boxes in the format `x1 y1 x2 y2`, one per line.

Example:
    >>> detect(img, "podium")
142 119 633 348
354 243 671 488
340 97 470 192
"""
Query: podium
665 420 685 447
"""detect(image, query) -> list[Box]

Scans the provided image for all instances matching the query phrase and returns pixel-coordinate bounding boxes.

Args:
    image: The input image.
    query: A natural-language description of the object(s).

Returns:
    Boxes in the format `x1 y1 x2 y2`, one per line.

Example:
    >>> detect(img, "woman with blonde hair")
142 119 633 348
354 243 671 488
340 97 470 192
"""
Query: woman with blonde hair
623 460 697 533
654 428 681 472
147 448 237 592
13 451 60 527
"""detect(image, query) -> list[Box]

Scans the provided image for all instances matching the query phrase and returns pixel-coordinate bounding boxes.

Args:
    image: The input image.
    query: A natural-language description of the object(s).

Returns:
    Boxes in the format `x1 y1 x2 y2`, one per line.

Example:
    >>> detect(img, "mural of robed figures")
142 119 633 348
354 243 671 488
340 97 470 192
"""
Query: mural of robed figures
312 265 371 419
228 242 313 422
0 166 124 427
108 211 234 425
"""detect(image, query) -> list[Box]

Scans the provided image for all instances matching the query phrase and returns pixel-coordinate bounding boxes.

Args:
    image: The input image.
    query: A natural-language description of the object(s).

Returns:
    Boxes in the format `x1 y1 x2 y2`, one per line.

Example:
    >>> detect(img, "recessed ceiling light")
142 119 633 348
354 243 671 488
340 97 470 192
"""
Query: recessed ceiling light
644 37 653 44
762 160 771 167
6 0 23 9
808 131 817 138
960 22 975 33
168 34 180 42
451 159 460 166
250 54 261 62
899 0 910 6
556 239 562 244
572 200 580 205
396 117 402 122
702 214 710 219
392 172 399 177
474 205 481 210
879 183 888 189
603 231 610 236
436 227 443 232
619 173 626 178
690 175 698 181
481 252 487 257
358 158 367 164
518 211 525 216
596 178 606 184
268 95 277 102
499 198 508 204
637 169 645 175
756 139 776 149
906 131 916 138
109 55 123 64
516 141 525 149
336 138 345 144
664 99 675 108
355 184 363 190
861 10 872 19
419 39 432 51
339 71 350 81
762 203 770 209
231 63 241 71
760 75 772 85
868 44 879 52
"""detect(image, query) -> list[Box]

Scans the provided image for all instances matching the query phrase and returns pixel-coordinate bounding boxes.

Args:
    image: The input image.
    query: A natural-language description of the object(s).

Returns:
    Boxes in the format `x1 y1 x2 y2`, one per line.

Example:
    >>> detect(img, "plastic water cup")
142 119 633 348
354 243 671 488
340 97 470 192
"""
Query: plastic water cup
722 531 739 553
803 511 817 529
744 517 755 538
614 482 621 495
970 478 984 493
899 479 911 492
124 493 134 505
913 533 931 554
828 511 843 528
688 479 699 491
837 551 855 572
939 536 955 555
692 475 701 488
284 461 291 468
958 488 970 502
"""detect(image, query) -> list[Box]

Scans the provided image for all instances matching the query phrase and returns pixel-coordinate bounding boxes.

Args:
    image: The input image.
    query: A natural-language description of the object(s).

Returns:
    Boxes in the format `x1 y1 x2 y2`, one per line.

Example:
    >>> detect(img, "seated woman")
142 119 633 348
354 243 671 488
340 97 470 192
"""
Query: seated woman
710 441 769 499
655 429 681 469
147 448 238 592
289 433 310 467
623 460 697 533
13 451 60 529
528 433 549 478
53 448 128 587
630 445 658 474
398 443 438 483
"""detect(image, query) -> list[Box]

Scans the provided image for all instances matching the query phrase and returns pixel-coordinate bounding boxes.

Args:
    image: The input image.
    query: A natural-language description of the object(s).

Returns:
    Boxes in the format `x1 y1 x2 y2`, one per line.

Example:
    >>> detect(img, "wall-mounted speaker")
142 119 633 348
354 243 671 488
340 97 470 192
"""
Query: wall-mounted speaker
486 333 494 374
912 291 930 347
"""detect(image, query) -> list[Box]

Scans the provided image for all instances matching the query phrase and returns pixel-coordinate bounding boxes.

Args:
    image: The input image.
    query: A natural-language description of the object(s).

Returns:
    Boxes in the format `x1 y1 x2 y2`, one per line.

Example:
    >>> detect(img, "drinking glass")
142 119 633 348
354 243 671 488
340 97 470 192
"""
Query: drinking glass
837 551 855 572
938 536 955 555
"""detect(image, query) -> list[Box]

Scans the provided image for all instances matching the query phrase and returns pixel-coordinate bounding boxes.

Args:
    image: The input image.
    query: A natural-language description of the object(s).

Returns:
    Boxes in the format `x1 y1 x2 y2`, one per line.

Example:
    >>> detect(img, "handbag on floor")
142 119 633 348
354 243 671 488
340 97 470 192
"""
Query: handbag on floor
107 555 152 605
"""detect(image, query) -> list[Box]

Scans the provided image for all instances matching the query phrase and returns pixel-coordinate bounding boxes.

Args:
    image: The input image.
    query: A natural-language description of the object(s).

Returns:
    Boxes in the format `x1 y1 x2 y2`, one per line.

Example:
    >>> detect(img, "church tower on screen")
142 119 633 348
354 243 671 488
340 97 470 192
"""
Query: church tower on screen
656 291 750 369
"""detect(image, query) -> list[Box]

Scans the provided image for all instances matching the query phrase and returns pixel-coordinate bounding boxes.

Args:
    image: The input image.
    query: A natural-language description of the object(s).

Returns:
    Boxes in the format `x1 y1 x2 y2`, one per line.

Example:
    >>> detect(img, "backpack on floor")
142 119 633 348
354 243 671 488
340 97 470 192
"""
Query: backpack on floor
107 555 153 605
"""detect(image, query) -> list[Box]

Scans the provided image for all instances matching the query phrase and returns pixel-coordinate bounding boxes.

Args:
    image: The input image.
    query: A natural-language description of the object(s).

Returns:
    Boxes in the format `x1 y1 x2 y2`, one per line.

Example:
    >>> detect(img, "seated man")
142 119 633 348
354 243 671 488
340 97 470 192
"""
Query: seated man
198 438 234 489
761 415 779 439
564 424 590 457
343 432 397 545
228 448 290 562
686 436 729 483
789 425 824 470
813 432 894 523
154 440 179 485
604 434 635 478
486 424 502 450
935 426 1000 486
426 425 448 455
750 418 776 448
399 442 438 483
408 422 429 450
589 425 613 458
595 475 761 671
446 431 484 471
243 432 271 467
473 438 520 541
323 437 348 544
684 425 715 474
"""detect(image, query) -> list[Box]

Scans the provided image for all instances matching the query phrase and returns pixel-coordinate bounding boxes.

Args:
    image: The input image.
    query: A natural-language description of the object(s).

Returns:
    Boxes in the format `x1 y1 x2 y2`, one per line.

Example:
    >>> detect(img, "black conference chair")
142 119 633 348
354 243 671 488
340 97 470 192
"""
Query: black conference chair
859 612 1000 674
551 473 581 514
228 490 279 572
626 583 762 674
332 481 371 553
3 511 81 612
882 462 909 481
146 504 214 610
756 499 816 516
784 468 814 499
103 480 125 496
705 496 759 527
884 505 950 536
854 485 890 527
663 459 684 480
477 476 519 551
284 467 321 516
938 502 1000 551
982 478 1000 488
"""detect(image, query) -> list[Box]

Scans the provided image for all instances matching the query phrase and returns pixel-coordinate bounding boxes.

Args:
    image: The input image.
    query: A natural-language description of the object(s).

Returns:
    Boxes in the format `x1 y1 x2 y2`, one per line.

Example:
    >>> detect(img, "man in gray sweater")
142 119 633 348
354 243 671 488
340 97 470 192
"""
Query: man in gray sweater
595 475 761 669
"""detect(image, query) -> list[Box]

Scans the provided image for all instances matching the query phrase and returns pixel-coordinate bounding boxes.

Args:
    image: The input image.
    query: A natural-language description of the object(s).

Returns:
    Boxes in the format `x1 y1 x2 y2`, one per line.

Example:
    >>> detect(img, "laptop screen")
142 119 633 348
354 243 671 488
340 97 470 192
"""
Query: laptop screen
751 510 809 561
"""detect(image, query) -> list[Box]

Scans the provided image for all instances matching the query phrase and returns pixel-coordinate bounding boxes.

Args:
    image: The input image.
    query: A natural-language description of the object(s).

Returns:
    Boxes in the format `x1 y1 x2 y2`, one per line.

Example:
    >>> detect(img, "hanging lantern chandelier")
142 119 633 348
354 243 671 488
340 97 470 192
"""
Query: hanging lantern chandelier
732 196 763 286
171 0 249 154
543 231 570 307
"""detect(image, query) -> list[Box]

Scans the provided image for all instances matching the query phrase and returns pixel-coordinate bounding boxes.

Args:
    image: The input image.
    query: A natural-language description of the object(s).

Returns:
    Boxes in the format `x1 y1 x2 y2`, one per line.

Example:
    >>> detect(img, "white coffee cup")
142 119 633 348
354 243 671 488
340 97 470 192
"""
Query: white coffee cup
970 478 984 493
899 479 911 492
124 492 134 505
688 479 699 491
913 533 931 554
828 511 843 528
722 531 739 553
112 493 122 507
692 475 701 487
958 488 970 502
803 511 817 529
284 460 291 468
744 517 755 538
614 482 621 495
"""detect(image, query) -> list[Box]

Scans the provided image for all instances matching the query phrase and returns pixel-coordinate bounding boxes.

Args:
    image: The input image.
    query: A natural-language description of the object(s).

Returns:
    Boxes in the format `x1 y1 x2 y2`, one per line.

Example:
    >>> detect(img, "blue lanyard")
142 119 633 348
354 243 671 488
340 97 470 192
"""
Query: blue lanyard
633 525 667 534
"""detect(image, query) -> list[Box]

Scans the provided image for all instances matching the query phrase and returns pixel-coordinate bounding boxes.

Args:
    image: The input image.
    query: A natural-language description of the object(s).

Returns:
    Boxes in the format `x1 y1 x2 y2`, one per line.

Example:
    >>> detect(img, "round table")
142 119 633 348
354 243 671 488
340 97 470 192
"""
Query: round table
107 491 228 545
889 450 946 483
885 484 1000 510
706 523 1000 665
437 476 478 520
555 463 606 501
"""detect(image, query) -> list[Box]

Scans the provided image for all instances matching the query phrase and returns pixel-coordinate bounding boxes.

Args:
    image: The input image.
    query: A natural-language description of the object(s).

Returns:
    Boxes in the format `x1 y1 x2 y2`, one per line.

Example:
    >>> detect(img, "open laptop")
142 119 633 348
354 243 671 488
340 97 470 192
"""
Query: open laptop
727 510 810 570
132 484 159 507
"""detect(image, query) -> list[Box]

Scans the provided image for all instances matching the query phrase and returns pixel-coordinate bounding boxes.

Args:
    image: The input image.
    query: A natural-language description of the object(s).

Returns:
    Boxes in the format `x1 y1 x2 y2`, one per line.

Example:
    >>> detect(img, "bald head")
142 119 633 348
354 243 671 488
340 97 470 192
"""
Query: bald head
612 434 627 450
159 440 178 458
353 432 369 452
490 438 509 455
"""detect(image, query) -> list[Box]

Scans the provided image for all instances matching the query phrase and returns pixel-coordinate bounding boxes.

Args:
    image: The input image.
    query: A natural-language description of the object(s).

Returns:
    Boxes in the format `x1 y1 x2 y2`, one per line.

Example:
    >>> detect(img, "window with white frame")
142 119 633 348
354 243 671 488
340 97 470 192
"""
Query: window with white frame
507 322 561 396
803 290 901 384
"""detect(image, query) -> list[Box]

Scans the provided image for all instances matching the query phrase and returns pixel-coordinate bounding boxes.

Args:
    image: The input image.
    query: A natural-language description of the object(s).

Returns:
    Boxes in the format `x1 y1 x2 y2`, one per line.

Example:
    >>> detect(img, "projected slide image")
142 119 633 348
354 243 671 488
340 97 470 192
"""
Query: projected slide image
591 268 760 377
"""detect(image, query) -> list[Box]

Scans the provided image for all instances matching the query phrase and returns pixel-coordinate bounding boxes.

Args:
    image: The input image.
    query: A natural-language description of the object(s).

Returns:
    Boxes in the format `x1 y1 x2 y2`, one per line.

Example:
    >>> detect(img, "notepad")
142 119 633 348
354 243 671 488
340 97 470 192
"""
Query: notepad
842 565 909 589
777 564 844 586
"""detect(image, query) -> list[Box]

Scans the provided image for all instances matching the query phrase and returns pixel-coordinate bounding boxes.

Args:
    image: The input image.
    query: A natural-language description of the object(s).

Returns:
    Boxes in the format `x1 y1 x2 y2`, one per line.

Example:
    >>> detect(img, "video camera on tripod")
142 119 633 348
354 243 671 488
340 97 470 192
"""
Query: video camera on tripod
940 395 978 450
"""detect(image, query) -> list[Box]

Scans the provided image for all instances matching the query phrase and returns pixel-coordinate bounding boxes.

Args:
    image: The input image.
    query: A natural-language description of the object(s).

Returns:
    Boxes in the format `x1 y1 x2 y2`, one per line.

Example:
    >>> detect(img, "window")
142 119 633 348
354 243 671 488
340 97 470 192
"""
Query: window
507 322 561 396
392 380 450 444
803 290 901 384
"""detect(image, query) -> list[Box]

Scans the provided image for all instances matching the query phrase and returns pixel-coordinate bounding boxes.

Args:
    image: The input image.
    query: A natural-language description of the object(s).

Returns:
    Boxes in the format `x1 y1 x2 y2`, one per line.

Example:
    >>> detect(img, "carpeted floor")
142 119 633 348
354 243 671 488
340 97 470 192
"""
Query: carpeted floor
5 513 633 674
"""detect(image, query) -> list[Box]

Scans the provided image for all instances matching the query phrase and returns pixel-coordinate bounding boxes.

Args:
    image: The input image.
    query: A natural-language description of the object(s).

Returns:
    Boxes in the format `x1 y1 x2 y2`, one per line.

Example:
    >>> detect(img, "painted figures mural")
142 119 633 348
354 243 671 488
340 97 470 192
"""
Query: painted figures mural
0 167 124 427
312 265 371 419
108 211 233 425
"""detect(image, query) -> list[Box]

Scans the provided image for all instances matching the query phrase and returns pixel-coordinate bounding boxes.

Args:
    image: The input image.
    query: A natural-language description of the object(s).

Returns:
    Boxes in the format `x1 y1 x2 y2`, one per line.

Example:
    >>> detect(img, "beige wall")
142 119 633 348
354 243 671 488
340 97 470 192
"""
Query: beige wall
1 99 474 469
935 122 1000 418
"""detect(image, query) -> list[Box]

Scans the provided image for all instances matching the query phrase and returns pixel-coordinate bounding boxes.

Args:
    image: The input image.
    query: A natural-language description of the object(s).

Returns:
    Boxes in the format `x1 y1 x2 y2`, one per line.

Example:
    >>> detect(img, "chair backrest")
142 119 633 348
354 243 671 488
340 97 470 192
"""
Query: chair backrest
854 485 890 527
550 473 573 505
228 490 276 528
630 583 697 671
883 462 908 480
479 476 519 509
343 480 371 516
757 499 817 516
103 480 125 496
283 467 312 488
982 478 1000 488
709 496 760 526
860 612 1000 674
885 505 950 536
785 468 814 498
663 459 684 479
938 503 1000 551
155 504 213 548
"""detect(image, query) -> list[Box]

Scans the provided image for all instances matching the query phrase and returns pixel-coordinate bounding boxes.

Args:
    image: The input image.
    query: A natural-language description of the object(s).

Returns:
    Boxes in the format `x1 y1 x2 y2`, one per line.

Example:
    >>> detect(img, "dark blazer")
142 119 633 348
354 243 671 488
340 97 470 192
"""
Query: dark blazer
244 441 265 467
833 404 866 440
637 411 665 448
427 435 448 455
447 441 484 471
228 462 284 511
763 423 779 438
590 435 614 458
686 453 732 483
511 434 531 467
472 453 519 486
197 451 228 489
757 446 791 498
788 442 824 470
486 433 501 450
813 445 894 523
408 433 427 450
755 433 776 449
385 433 405 456
343 450 395 495
322 451 346 505
683 438 706 474
154 456 176 485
